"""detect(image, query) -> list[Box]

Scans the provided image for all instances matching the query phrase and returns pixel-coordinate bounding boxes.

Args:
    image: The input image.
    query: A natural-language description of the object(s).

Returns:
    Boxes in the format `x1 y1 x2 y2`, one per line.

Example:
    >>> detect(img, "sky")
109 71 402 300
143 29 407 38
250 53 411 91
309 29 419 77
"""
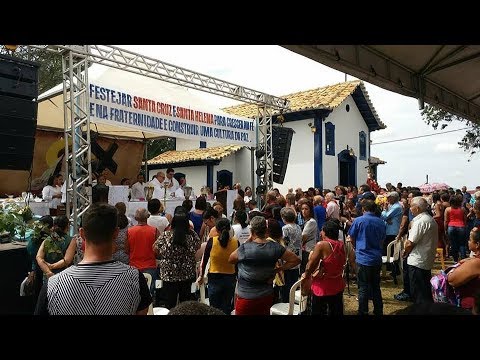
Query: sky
119 45 480 190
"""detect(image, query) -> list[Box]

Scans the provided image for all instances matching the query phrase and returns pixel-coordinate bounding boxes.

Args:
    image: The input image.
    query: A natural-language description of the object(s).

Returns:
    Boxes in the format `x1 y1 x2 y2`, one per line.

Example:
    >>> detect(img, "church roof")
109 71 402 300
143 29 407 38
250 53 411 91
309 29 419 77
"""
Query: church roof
148 145 242 165
223 80 386 131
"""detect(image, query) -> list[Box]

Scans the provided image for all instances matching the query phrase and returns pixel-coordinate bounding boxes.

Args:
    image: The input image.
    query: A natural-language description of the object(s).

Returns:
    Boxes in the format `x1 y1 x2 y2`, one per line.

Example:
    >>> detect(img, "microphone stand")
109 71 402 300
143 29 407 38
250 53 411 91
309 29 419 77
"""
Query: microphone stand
163 181 170 210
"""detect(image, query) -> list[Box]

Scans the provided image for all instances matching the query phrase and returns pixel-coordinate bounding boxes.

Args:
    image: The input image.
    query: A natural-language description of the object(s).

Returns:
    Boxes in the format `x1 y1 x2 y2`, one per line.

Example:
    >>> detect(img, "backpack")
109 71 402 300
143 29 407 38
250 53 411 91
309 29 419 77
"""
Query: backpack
430 264 461 306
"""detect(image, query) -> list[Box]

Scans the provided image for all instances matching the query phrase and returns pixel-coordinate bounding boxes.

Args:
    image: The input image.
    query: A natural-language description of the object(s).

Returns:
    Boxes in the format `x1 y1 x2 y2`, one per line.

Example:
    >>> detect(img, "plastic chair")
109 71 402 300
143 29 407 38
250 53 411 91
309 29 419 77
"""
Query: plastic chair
231 281 238 315
199 274 209 306
142 273 154 315
270 279 305 315
382 238 403 284
152 307 169 315
198 256 211 305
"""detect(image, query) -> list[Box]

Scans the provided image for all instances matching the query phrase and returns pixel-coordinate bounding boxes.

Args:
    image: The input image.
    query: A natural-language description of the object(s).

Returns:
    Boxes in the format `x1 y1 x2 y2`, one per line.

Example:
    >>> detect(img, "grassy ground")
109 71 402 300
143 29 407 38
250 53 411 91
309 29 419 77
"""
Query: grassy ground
343 257 453 315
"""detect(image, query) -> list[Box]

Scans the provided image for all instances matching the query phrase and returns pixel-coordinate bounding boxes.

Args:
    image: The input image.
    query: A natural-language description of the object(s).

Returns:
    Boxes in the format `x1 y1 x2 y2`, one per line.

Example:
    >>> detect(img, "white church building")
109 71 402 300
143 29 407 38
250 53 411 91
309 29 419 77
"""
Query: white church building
147 80 386 194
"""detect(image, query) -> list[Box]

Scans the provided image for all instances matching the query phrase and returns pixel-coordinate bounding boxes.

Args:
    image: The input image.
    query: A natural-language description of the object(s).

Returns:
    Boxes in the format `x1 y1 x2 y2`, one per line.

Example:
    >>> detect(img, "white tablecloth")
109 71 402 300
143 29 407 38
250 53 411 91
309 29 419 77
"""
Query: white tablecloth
28 202 51 217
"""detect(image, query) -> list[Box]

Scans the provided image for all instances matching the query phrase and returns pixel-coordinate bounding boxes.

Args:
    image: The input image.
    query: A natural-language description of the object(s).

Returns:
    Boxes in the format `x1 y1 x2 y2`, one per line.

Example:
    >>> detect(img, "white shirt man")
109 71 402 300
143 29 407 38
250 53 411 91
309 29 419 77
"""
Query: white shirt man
149 172 167 199
131 174 146 200
165 168 180 193
325 192 340 220
407 212 438 271
147 215 170 236
404 196 438 304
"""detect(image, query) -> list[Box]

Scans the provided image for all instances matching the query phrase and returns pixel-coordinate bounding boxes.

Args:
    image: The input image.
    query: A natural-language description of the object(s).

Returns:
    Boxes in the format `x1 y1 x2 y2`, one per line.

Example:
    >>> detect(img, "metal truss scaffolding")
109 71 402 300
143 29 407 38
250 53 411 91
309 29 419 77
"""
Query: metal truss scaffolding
61 47 92 227
256 104 274 199
30 45 289 231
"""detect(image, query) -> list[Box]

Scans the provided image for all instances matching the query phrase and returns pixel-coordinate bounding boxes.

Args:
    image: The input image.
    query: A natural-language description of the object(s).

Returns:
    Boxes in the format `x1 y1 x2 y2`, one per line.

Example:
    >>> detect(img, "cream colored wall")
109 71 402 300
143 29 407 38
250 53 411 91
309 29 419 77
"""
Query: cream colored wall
322 95 370 189
235 148 254 191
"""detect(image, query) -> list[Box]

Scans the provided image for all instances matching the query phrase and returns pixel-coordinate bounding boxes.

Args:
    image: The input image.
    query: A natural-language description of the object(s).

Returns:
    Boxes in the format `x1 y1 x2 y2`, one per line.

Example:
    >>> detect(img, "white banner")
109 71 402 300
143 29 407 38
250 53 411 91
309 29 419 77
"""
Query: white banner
88 83 256 146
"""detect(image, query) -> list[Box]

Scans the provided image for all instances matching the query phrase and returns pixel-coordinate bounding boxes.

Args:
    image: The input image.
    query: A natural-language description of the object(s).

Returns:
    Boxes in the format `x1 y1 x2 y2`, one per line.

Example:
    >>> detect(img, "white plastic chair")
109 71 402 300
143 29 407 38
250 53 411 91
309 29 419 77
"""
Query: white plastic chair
142 273 154 315
143 273 170 315
381 238 403 284
231 281 238 315
198 255 210 305
153 307 169 315
270 279 305 315
199 274 210 306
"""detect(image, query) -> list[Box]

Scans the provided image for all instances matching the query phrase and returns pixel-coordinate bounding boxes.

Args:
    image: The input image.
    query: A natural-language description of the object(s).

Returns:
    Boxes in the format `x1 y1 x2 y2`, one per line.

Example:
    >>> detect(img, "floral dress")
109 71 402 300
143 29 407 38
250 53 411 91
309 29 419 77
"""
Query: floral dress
113 227 129 264
42 231 72 279
73 234 84 265
154 229 201 282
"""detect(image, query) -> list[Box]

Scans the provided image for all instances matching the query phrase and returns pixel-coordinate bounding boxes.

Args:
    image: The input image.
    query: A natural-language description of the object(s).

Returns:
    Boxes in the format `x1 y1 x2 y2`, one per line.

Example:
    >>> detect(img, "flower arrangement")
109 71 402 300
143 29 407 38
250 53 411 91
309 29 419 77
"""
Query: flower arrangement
375 195 388 207
0 203 34 240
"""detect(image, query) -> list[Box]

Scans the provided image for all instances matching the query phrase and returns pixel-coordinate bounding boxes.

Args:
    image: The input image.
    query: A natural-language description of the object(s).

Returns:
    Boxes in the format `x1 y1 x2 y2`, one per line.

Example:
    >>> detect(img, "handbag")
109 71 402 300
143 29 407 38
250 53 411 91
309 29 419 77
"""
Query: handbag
20 274 34 297
274 260 285 287
300 259 324 296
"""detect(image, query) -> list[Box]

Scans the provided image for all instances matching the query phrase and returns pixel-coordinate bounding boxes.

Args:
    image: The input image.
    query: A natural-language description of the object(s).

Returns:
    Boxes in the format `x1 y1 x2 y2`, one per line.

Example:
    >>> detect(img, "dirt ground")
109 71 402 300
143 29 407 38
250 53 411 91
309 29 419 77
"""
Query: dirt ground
343 257 452 315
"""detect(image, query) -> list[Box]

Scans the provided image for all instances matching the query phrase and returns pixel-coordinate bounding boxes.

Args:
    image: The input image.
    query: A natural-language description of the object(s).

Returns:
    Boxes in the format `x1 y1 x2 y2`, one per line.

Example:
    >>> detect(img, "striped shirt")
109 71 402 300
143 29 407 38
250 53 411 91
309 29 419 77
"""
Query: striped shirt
34 260 151 315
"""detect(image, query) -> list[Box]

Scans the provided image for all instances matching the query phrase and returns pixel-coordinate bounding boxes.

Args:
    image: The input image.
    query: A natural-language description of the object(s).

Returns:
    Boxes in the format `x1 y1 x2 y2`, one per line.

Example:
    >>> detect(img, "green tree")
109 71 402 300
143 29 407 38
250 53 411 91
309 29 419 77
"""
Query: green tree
147 138 176 160
422 104 480 159
1 45 62 94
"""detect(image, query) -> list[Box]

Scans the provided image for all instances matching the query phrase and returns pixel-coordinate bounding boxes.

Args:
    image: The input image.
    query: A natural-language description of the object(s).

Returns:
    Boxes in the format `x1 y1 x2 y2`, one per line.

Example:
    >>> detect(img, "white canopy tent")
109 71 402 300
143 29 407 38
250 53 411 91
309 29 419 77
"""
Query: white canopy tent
283 45 480 125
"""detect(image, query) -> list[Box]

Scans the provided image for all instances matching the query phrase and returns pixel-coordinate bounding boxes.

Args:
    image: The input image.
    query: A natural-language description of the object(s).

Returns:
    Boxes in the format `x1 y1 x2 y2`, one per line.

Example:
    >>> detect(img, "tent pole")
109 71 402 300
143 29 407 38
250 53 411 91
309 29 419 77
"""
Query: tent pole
250 146 255 196
144 141 148 179
142 133 148 179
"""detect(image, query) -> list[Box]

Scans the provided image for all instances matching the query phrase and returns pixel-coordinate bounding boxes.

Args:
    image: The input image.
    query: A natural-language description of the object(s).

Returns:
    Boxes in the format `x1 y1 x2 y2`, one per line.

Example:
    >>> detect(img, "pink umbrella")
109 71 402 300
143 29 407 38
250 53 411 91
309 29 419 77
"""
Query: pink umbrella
418 183 435 194
430 183 450 191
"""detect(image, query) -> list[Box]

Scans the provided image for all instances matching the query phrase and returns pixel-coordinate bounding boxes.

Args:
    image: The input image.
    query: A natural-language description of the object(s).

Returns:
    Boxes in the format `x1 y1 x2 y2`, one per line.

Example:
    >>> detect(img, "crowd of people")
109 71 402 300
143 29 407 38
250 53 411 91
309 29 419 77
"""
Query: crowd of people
27 174 480 315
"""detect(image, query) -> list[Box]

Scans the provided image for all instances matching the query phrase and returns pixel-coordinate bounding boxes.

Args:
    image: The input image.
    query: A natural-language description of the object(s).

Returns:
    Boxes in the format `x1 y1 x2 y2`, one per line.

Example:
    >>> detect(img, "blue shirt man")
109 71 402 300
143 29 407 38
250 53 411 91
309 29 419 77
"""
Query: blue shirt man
314 204 326 232
349 211 386 266
348 200 386 316
355 191 376 216
462 186 471 207
381 194 403 236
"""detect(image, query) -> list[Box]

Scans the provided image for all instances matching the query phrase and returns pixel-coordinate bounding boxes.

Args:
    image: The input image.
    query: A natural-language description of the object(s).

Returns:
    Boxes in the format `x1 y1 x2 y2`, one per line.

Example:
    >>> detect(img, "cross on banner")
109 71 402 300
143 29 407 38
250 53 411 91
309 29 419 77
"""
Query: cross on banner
91 138 119 175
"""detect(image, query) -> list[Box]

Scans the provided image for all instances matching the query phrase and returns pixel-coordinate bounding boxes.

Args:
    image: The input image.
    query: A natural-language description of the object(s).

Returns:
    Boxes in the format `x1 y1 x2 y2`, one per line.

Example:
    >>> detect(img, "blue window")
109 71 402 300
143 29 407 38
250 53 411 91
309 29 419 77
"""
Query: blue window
359 131 366 160
325 122 335 156
200 141 206 148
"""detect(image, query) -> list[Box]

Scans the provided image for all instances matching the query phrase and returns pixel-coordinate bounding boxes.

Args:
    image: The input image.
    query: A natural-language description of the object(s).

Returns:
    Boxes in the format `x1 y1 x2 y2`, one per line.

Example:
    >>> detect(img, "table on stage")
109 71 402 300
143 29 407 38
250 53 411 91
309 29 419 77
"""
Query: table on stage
1 200 50 217
126 198 215 224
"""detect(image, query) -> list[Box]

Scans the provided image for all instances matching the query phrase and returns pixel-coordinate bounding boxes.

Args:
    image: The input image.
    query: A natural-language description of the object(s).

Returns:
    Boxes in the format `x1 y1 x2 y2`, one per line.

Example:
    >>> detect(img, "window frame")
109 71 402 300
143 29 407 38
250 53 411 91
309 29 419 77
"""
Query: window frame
325 122 335 156
359 131 366 160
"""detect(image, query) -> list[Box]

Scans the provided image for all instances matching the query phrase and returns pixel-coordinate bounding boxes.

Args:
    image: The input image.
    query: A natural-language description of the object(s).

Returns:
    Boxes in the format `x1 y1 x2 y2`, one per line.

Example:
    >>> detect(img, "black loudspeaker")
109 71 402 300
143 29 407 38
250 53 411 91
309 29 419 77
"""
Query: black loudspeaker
272 126 294 184
0 54 39 170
